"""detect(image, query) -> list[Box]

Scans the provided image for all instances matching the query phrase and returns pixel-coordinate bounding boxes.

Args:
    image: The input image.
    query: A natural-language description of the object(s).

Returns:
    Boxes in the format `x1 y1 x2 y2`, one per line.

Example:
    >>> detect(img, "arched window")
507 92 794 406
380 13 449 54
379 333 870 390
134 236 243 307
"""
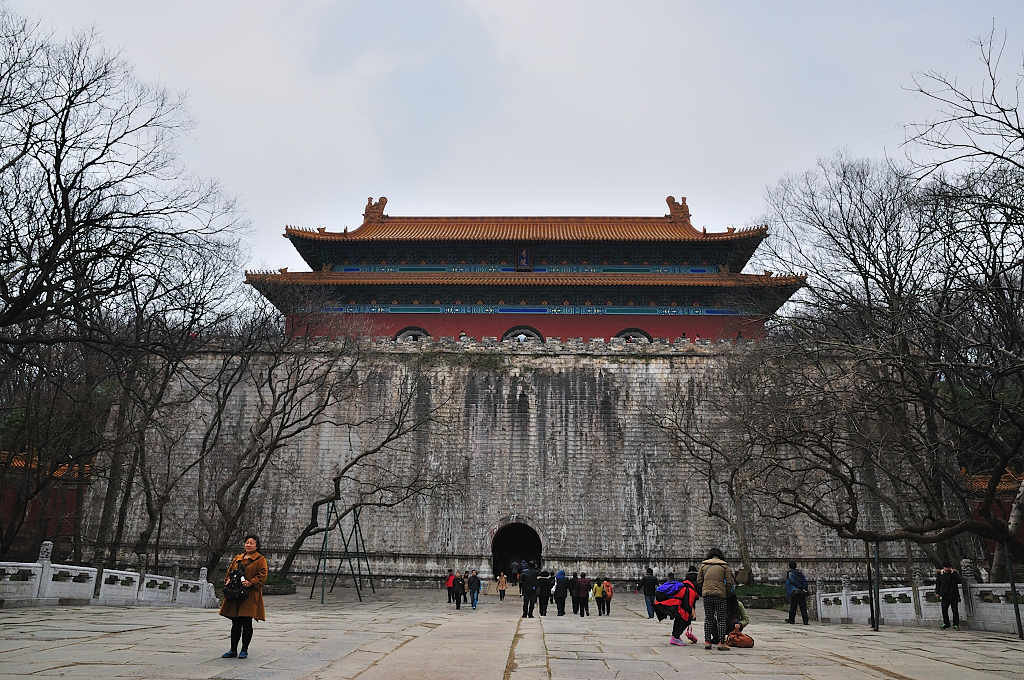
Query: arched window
615 328 652 343
502 326 543 343
395 326 431 342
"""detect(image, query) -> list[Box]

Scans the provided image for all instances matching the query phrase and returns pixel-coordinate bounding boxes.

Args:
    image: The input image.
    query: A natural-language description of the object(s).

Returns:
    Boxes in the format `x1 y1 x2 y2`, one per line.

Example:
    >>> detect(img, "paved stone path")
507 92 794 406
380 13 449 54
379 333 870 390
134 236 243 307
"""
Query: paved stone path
0 590 1022 679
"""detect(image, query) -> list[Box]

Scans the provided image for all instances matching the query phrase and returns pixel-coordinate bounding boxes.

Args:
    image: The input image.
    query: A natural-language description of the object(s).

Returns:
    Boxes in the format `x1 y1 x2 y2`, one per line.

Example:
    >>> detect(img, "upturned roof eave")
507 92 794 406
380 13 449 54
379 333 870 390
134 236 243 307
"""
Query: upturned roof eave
245 271 806 289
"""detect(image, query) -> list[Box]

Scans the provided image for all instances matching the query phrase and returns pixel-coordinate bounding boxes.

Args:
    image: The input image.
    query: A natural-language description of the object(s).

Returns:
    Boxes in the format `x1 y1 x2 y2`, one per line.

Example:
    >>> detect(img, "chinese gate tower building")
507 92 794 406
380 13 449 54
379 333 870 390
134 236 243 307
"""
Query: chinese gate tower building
246 196 802 341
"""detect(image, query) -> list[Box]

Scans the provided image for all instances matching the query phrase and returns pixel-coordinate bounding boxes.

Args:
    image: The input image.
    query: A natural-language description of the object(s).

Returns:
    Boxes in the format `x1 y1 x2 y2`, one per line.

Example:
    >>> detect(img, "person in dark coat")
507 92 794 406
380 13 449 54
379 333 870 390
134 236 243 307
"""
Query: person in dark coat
451 570 466 610
537 570 551 616
553 570 569 615
935 563 962 630
685 565 698 585
576 572 591 617
468 570 482 610
220 534 268 659
785 561 809 625
520 561 540 618
639 568 659 619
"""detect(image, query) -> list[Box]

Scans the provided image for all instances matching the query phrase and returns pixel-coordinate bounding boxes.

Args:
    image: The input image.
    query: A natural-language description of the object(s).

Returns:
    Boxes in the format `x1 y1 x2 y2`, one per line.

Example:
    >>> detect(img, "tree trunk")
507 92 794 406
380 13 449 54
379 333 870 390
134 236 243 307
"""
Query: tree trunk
730 487 754 581
108 448 139 567
93 377 134 566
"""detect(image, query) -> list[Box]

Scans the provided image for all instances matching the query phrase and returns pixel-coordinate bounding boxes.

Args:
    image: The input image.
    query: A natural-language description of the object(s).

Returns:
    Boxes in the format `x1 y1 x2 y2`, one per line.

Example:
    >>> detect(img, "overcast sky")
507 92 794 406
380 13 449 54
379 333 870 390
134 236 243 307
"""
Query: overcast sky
9 1 1024 271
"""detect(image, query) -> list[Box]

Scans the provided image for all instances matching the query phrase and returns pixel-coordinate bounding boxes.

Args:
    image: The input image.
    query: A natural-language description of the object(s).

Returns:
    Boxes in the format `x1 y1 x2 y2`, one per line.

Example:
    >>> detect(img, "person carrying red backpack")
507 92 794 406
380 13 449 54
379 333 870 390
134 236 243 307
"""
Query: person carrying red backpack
654 577 699 646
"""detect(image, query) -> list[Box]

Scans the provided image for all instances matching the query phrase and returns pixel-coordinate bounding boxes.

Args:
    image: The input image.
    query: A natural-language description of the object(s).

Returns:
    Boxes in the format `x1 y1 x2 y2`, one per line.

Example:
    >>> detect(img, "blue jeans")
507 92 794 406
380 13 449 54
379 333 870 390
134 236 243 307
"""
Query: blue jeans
645 595 655 618
471 590 479 609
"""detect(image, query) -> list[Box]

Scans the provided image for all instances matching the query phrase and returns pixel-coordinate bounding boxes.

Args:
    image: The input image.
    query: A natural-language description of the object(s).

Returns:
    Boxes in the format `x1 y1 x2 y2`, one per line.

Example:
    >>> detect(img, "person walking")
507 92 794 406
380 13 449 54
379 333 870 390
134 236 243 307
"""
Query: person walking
451 570 465 610
936 562 962 630
553 570 569 615
537 570 551 616
569 572 580 615
697 548 735 651
520 561 540 618
220 534 268 660
785 561 809 625
445 569 455 603
468 570 482 610
639 568 659 619
592 579 605 615
461 569 469 604
602 578 614 616
576 572 591 617
497 572 508 601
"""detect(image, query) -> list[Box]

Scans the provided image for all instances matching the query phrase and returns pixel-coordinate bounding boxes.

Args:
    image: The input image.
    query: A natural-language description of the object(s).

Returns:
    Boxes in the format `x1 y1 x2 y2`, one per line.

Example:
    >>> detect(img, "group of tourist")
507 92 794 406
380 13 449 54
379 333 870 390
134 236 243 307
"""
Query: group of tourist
444 568 482 609
213 533 972 662
639 551 811 650
455 561 617 619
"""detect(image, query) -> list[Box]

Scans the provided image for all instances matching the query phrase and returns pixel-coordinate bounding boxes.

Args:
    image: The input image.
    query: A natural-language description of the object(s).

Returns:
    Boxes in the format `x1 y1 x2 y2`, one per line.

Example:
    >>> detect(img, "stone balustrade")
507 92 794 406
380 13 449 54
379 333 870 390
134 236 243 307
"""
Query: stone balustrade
817 580 1023 633
0 542 216 609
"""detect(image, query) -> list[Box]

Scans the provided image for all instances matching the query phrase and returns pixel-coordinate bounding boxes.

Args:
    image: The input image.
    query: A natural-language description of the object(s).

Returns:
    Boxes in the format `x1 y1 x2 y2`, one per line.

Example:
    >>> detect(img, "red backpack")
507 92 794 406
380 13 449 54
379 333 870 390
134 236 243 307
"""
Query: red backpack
662 581 698 623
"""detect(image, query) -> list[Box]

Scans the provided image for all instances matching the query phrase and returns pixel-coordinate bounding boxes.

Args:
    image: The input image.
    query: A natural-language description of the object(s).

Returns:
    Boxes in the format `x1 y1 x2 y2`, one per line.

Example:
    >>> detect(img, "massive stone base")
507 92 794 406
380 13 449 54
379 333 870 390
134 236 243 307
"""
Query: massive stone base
82 339 958 589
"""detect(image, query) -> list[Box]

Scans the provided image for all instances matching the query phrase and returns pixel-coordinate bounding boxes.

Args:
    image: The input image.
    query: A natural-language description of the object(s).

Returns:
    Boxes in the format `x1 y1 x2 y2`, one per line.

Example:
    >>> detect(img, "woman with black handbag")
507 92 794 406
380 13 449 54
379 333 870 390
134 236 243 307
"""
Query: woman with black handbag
220 534 268 659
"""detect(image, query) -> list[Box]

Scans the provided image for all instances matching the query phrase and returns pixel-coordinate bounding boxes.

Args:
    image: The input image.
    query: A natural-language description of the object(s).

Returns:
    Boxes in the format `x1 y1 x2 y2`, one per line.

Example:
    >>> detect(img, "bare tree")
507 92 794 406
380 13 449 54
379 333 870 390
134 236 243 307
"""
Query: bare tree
758 150 1023 571
0 6 245 565
0 340 110 559
643 348 772 579
275 354 458 580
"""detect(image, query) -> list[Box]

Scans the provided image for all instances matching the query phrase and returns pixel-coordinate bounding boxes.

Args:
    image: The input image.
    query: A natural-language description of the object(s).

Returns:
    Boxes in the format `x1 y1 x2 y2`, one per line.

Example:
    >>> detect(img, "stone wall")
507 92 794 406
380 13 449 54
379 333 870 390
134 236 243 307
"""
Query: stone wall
83 337 930 586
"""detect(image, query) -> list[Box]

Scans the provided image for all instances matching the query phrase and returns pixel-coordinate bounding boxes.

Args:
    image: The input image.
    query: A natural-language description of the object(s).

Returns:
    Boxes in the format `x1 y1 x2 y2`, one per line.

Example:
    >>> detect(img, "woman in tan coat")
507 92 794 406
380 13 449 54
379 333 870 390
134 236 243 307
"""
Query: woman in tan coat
220 534 268 659
497 572 508 601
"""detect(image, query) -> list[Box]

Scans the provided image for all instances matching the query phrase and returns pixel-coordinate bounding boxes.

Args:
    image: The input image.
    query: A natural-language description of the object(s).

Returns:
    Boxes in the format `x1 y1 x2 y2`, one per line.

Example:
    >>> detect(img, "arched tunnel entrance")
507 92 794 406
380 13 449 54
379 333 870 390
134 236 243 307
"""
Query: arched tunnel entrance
491 523 542 578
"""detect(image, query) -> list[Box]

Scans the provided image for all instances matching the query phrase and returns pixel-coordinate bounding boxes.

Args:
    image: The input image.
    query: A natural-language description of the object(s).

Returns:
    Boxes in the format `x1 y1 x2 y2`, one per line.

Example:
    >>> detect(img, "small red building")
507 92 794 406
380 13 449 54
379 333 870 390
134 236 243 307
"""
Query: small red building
247 196 803 341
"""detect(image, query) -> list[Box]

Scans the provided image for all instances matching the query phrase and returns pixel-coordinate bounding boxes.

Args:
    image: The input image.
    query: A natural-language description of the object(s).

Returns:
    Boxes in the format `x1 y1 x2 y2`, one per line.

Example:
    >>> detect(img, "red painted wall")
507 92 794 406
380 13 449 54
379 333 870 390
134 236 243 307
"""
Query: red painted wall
289 313 764 341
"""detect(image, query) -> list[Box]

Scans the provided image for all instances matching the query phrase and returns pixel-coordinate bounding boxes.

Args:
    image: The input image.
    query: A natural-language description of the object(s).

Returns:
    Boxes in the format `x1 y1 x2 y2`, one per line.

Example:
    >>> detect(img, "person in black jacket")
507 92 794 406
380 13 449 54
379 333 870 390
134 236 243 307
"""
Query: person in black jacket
639 568 659 619
537 570 551 616
520 561 540 618
451 570 465 610
935 563 962 630
468 570 482 610
553 570 569 616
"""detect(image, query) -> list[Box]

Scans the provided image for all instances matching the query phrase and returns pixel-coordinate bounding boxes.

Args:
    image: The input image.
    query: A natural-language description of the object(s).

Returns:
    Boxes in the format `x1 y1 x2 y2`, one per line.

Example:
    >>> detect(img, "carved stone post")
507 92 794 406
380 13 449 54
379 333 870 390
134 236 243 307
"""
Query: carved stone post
840 574 851 623
814 577 824 622
36 541 53 599
910 565 923 619
960 558 975 619
199 567 211 608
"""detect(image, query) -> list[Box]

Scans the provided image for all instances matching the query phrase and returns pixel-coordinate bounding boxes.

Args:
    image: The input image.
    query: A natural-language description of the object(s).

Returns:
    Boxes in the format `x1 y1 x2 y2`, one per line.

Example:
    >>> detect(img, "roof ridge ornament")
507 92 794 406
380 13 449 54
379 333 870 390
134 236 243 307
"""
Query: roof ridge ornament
665 196 693 228
364 196 388 223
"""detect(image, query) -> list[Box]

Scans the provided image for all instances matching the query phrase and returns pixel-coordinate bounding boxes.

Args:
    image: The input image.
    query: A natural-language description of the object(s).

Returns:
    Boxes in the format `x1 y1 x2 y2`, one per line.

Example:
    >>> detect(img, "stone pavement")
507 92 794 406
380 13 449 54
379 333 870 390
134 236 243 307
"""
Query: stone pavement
0 589 1022 679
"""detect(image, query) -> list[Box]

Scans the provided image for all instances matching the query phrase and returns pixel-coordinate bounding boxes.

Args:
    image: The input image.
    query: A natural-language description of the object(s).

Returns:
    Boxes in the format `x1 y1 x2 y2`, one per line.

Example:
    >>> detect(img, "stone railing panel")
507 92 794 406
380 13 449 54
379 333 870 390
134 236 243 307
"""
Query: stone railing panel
0 562 42 600
0 551 213 609
819 583 1023 633
97 568 142 602
40 564 96 601
138 573 176 603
